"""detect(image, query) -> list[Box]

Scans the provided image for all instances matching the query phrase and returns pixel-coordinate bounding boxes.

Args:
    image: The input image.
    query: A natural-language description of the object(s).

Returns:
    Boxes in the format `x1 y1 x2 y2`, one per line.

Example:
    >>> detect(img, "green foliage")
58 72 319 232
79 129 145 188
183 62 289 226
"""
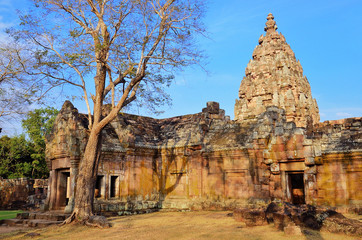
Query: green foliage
0 135 34 178
0 107 58 179
21 107 59 178
22 107 59 147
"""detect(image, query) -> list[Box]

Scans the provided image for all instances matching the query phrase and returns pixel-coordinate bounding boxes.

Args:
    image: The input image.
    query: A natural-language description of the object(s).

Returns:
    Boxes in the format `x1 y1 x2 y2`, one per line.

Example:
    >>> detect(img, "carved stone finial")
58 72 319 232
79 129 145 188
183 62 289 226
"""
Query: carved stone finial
264 13 278 34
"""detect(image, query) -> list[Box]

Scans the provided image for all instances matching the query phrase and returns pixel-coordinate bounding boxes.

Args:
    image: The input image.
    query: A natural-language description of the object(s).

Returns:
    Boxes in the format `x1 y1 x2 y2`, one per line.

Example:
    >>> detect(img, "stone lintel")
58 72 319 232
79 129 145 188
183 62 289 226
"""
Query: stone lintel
51 158 71 170
280 162 305 171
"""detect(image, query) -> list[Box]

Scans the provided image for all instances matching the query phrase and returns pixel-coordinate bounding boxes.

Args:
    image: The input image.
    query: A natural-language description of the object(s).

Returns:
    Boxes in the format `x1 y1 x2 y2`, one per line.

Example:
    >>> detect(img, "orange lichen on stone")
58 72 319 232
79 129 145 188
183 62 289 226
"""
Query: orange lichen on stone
316 152 362 207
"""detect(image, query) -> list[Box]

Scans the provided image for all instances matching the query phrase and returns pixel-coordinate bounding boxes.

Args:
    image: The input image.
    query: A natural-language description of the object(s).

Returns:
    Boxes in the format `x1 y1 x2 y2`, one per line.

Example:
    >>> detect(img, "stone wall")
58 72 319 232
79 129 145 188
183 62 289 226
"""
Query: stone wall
45 101 362 213
313 118 362 209
87 106 361 212
97 147 255 211
0 178 47 209
316 152 361 208
92 102 253 210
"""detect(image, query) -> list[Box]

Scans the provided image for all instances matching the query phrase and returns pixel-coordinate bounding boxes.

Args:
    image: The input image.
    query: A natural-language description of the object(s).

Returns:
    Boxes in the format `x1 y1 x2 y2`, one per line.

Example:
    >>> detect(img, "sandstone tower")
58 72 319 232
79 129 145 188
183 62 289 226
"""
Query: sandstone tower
235 13 320 127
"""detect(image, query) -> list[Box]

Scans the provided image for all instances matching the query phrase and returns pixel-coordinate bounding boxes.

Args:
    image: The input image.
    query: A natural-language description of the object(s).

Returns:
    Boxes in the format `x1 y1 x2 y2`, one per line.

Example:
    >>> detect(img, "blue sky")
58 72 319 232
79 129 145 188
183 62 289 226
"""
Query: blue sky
1 0 361 135
163 0 362 121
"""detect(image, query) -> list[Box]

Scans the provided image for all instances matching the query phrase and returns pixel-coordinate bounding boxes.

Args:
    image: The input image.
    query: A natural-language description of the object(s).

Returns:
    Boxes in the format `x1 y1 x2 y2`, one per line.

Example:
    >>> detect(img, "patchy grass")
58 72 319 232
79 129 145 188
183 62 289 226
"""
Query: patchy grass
0 211 23 220
1 211 360 240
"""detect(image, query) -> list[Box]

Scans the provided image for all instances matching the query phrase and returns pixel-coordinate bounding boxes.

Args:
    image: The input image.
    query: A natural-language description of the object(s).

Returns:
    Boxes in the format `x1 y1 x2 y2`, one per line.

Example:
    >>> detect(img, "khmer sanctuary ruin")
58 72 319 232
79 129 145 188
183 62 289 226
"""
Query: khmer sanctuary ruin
44 13 362 215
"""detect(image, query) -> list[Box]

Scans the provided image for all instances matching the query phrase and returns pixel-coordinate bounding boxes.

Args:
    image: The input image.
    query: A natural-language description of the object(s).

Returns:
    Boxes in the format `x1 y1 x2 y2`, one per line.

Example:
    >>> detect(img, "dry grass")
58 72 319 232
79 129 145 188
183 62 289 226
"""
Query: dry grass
1 211 359 240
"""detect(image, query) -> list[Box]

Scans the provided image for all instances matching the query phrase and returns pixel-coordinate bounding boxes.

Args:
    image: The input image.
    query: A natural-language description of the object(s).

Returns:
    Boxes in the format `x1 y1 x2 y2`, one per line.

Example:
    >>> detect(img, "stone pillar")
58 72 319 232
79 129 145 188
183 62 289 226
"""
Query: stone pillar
47 169 57 210
104 173 108 200
64 160 79 213
304 165 317 205
281 171 289 202
41 157 53 211
41 171 51 211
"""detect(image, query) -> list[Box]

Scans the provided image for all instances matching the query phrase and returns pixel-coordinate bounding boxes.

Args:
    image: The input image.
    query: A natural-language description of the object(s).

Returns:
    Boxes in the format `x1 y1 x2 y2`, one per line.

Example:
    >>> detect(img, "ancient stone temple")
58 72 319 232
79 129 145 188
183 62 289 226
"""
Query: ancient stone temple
234 13 319 128
45 14 361 214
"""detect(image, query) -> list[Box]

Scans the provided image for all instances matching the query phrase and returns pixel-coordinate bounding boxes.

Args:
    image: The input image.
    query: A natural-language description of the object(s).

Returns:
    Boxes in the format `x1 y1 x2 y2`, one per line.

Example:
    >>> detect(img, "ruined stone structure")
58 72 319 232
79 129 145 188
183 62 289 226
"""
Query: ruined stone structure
45 14 361 214
0 178 48 209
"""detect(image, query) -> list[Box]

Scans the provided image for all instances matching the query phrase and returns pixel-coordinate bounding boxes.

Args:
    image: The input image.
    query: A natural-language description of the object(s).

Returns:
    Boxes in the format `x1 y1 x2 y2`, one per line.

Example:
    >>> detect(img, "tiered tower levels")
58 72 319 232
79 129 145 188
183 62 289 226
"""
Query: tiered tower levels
235 13 320 127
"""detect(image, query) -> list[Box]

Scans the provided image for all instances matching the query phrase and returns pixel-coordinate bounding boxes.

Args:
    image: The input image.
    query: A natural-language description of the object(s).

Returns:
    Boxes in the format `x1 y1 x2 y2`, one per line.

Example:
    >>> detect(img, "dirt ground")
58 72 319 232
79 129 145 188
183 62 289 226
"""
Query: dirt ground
0 211 360 240
0 225 28 235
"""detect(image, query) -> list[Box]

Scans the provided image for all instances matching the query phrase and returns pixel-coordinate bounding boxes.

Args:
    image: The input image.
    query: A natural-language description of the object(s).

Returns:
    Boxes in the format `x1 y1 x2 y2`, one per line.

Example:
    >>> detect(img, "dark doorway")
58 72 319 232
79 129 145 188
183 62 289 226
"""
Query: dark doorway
110 176 118 198
288 173 305 204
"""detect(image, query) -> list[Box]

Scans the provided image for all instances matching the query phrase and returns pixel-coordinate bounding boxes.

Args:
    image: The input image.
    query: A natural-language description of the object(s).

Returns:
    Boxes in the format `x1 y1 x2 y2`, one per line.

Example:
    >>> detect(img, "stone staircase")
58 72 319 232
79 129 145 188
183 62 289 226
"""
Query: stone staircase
0 212 70 228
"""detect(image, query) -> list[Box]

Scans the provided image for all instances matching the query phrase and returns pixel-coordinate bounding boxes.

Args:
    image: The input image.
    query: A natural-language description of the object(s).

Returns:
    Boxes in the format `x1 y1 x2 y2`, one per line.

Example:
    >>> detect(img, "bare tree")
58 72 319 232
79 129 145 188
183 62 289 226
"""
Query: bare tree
0 42 35 120
5 0 206 226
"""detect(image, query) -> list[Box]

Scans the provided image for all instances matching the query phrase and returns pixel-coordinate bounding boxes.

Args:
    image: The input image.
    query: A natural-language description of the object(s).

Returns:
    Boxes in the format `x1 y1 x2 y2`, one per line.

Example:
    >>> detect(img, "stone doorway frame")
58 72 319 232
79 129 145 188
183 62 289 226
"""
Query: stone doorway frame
54 169 71 210
286 172 305 204
280 161 306 204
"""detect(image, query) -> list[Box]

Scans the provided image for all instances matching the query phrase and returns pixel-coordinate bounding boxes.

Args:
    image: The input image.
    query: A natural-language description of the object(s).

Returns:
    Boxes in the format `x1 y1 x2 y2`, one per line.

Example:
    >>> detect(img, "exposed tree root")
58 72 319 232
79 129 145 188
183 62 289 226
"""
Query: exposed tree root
60 211 76 226
85 215 111 228
60 212 110 228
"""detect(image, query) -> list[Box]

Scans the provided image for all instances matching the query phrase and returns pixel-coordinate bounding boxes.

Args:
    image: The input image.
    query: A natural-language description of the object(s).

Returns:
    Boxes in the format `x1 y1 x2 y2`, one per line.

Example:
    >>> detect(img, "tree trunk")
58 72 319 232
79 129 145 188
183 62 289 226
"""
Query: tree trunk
63 128 109 227
63 41 110 227
73 131 99 216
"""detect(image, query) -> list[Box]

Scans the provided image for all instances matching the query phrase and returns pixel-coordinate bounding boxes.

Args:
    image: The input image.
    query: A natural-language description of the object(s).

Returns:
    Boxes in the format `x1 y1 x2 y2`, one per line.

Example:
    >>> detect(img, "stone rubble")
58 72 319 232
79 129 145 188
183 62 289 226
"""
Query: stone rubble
234 202 362 236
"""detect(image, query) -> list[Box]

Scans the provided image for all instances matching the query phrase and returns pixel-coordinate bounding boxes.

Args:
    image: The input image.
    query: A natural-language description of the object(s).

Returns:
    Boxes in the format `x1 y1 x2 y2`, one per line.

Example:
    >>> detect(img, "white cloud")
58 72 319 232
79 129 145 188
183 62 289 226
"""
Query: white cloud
175 78 186 86
0 0 18 39
0 0 14 15
336 112 353 117
0 18 14 29
0 0 12 7
319 108 362 121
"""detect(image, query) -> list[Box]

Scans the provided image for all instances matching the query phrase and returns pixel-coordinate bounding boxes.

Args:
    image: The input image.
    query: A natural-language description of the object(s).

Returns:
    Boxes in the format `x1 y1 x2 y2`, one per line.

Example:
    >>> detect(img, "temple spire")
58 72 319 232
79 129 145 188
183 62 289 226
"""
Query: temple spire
264 13 278 34
235 13 320 127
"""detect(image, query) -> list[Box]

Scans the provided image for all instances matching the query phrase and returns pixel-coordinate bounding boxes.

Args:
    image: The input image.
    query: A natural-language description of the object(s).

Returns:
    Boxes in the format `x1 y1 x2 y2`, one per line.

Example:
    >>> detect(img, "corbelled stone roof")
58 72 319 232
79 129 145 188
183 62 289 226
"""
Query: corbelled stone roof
235 13 320 128
101 101 242 151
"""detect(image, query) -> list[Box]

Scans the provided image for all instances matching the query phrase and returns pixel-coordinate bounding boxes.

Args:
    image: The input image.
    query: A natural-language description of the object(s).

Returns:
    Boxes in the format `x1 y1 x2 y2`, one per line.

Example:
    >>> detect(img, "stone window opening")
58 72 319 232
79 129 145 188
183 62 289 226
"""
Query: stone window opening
95 175 105 198
109 175 119 198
